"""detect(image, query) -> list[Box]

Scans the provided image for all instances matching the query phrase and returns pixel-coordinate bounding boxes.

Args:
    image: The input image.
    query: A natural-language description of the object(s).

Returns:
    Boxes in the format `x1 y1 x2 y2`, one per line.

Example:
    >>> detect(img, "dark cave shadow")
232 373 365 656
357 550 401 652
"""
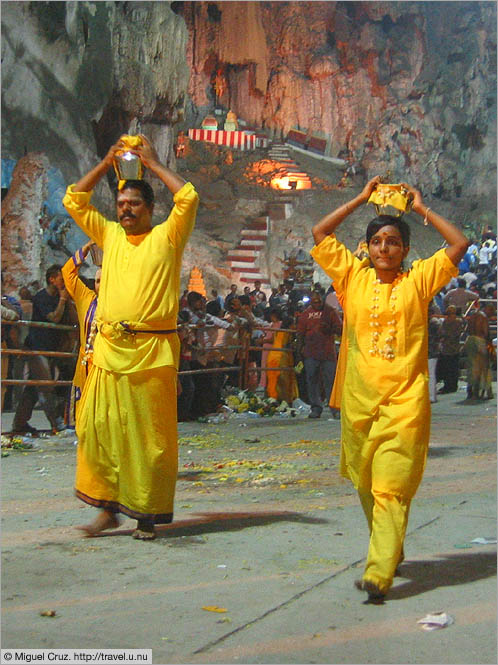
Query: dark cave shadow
389 550 497 600
103 510 329 540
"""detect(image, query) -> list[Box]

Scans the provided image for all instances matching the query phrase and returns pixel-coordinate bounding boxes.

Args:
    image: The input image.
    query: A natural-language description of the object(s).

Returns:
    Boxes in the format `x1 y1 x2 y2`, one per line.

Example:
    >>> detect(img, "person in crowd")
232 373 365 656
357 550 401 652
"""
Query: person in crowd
259 309 282 389
177 309 196 421
1 299 20 411
324 283 343 321
63 134 199 540
481 225 496 243
443 278 478 314
277 283 289 304
477 238 496 278
268 286 282 308
436 305 465 394
1 284 23 411
209 288 224 312
179 289 189 310
250 279 267 303
296 291 342 419
428 303 442 403
242 285 254 305
11 265 76 434
224 283 239 309
215 297 245 389
183 290 234 418
310 175 468 602
461 269 478 290
236 294 264 389
266 314 298 404
206 296 223 318
463 303 493 400
61 240 100 427
7 286 35 409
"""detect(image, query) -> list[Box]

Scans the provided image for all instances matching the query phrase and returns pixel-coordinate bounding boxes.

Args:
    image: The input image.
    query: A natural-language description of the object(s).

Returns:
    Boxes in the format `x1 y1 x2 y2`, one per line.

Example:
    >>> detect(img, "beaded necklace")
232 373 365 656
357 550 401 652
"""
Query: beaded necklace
369 273 403 360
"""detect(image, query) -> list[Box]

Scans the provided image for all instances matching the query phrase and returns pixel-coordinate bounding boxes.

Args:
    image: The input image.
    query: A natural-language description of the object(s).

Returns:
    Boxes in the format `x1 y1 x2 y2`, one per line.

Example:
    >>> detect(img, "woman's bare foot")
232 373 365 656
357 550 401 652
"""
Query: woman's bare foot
132 520 156 540
77 510 120 536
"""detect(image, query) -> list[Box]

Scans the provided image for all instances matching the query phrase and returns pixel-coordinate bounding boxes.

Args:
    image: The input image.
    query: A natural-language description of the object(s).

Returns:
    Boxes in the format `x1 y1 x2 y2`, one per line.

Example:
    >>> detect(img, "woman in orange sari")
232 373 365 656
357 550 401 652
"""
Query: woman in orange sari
266 314 298 403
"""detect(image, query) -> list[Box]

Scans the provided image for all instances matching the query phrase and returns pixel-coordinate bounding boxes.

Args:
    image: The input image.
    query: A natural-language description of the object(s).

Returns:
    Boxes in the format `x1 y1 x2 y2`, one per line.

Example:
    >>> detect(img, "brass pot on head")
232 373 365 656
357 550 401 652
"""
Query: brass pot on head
113 135 144 187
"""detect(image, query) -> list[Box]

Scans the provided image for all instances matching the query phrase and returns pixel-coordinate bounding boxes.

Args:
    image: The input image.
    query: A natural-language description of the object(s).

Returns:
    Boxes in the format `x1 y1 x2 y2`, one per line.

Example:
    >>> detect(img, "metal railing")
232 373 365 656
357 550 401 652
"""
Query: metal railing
1 320 299 392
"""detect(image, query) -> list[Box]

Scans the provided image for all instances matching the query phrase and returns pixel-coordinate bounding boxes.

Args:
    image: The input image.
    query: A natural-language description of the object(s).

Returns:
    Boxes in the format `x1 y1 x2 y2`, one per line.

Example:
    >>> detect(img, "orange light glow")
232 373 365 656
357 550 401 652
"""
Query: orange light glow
244 160 312 190
270 175 312 190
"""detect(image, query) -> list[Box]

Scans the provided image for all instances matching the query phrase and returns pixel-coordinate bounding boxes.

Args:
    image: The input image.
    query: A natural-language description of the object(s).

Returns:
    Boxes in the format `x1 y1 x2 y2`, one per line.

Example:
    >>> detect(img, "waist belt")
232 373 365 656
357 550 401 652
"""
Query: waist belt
119 322 177 336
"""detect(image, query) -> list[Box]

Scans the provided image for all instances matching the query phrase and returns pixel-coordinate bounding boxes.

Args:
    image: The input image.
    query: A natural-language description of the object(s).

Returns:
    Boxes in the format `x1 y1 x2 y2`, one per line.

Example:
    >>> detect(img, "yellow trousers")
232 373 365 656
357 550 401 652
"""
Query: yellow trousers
76 363 178 523
358 488 411 594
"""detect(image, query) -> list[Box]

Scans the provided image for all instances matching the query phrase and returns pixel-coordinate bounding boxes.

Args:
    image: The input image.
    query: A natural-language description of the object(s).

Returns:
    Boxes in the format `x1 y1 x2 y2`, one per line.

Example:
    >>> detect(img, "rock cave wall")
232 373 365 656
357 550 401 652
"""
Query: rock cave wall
182 1 496 223
1 1 496 296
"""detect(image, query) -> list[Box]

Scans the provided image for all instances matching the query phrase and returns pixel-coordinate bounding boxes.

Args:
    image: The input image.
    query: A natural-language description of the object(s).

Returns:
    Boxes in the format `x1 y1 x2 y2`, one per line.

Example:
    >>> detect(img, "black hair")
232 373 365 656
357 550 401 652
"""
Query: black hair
281 315 294 329
366 215 410 248
116 180 155 208
206 299 222 316
238 295 251 306
187 291 204 308
457 278 466 288
45 264 62 285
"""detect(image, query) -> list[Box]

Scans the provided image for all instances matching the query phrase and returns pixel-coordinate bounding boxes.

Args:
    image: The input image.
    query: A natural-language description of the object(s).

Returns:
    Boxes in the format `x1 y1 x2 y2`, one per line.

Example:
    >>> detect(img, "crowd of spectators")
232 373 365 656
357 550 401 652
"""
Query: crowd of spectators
1 223 496 429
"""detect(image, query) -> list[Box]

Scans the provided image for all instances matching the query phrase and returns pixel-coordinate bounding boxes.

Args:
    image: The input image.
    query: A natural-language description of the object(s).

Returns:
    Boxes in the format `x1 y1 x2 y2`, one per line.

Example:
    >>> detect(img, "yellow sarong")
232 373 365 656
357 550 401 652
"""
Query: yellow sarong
76 364 177 521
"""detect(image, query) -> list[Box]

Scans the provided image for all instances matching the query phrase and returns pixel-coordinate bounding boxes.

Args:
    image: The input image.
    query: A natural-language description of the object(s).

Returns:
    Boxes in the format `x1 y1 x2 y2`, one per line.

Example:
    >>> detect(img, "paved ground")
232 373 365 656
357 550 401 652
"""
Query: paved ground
1 385 496 664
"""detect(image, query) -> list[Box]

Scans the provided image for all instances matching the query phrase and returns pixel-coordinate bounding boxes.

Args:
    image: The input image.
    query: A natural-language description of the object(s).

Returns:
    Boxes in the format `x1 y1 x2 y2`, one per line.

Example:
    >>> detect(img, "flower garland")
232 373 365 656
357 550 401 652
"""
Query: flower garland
369 274 402 360
82 319 98 367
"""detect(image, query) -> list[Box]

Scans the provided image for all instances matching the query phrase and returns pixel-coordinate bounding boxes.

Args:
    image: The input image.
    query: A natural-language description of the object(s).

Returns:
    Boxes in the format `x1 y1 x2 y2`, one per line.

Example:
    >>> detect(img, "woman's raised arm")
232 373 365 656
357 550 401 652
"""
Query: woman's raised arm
402 183 469 266
312 176 381 245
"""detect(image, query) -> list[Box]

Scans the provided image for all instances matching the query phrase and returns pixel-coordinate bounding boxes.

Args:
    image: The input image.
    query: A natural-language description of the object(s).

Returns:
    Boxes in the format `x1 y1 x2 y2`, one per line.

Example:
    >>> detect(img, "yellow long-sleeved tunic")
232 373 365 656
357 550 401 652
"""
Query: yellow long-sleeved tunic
62 181 199 373
311 235 458 499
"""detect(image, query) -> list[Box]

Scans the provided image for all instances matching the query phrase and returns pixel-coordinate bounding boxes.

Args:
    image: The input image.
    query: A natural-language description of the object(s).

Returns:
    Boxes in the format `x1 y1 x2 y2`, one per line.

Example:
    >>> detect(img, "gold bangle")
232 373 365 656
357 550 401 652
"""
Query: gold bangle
423 207 431 226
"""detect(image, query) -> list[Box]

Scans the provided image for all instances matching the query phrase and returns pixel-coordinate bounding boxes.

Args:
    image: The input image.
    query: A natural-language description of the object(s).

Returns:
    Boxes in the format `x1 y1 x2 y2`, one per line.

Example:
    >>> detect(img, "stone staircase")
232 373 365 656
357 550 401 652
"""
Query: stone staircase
227 143 311 288
227 214 271 286
267 143 312 190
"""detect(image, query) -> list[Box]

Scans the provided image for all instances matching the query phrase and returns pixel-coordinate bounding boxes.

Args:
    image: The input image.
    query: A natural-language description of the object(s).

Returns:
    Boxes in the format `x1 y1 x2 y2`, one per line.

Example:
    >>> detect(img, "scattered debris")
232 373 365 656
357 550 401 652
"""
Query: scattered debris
470 537 497 545
417 612 454 631
39 610 57 617
202 606 227 613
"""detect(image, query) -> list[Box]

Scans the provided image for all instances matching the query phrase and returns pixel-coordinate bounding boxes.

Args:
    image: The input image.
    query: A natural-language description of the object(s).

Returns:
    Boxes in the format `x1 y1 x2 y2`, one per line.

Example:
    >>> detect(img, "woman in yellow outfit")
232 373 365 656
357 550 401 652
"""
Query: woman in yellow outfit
311 176 468 602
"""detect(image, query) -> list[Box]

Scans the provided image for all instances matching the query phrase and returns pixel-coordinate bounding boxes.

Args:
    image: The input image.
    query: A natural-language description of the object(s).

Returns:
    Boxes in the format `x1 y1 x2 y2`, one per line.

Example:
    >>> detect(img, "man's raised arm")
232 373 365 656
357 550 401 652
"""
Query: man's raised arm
130 134 186 195
72 140 123 192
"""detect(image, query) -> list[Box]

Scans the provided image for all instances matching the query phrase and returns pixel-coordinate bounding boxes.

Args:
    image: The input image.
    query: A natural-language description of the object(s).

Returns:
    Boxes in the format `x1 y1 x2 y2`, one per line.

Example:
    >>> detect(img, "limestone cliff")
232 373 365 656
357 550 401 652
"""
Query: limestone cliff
1 1 496 295
181 1 497 224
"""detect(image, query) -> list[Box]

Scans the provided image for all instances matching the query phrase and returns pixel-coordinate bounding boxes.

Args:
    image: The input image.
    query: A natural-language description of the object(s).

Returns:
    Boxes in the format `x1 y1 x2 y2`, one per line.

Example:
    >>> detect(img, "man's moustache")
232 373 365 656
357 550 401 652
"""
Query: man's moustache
120 213 136 221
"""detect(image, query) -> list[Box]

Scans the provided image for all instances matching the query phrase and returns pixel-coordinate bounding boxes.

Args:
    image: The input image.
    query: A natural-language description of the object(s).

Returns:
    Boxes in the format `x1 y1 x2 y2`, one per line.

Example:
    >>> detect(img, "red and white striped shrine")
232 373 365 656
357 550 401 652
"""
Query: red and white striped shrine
188 129 268 151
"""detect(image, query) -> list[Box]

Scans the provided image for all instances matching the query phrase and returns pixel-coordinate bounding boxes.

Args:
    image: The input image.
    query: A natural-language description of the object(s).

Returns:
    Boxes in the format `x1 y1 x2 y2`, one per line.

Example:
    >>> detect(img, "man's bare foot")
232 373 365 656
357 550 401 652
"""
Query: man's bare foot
132 520 156 540
77 510 120 536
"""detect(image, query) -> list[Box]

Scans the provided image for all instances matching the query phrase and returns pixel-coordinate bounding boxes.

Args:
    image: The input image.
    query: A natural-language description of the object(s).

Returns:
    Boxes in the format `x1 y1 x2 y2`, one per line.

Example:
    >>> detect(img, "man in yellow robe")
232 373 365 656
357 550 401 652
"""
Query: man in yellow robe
63 135 199 540
61 240 100 427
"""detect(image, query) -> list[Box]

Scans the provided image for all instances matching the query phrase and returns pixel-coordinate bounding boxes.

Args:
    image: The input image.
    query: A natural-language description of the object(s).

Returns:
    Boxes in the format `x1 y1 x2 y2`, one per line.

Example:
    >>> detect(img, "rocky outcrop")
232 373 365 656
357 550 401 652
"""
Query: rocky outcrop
1 1 496 296
2 2 188 188
1 154 48 293
181 1 497 224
